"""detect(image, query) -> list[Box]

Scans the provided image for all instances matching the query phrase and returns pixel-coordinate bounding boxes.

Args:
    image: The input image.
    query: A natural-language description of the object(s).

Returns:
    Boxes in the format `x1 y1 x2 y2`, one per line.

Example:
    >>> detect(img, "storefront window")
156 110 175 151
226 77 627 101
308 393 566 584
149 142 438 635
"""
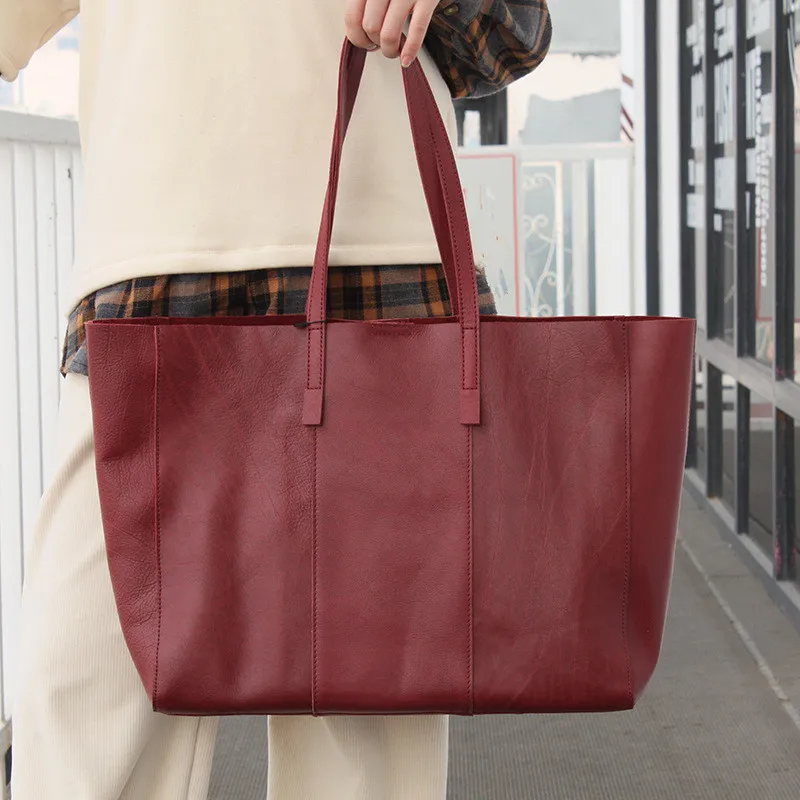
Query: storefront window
746 0 775 364
794 414 800 588
721 373 737 512
790 4 800 381
749 391 774 556
697 355 707 476
682 0 799 593
714 0 736 343
686 0 708 332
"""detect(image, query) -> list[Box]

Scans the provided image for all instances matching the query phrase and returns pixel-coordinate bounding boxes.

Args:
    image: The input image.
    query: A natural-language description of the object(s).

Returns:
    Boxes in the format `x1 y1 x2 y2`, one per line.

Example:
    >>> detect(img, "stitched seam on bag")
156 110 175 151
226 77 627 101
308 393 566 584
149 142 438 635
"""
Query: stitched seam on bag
468 425 474 715
306 259 314 391
621 322 634 705
306 329 313 391
154 326 163 710
318 327 324 394
312 427 318 715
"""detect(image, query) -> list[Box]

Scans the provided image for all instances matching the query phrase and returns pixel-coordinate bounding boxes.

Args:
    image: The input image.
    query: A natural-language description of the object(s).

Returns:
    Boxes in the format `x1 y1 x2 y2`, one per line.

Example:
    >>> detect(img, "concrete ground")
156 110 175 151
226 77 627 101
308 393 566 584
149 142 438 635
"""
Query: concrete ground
209 492 800 799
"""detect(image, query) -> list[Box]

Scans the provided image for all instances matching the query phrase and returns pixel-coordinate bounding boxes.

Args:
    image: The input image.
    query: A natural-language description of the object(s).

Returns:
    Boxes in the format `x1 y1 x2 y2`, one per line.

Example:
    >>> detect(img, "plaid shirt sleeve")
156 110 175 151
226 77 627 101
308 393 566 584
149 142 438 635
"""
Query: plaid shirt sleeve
425 0 552 99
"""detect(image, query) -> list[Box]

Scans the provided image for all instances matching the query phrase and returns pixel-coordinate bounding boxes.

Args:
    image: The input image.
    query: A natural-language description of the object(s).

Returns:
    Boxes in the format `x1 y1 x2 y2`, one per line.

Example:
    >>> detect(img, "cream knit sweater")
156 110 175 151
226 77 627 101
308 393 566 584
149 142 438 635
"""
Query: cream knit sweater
0 0 458 313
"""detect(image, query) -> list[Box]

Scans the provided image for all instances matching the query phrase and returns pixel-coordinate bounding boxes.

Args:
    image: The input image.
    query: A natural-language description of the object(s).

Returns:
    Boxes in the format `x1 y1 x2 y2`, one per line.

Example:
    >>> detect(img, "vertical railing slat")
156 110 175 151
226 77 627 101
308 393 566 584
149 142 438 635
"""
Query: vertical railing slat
71 147 83 259
54 146 76 408
35 145 60 489
13 143 44 582
0 142 23 721
54 146 75 332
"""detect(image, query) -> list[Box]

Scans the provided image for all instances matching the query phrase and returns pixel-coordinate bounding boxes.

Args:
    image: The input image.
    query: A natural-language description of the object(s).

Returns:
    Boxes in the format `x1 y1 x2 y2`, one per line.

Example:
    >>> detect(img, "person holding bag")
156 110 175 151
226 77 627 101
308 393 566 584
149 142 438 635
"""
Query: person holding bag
2 1 553 798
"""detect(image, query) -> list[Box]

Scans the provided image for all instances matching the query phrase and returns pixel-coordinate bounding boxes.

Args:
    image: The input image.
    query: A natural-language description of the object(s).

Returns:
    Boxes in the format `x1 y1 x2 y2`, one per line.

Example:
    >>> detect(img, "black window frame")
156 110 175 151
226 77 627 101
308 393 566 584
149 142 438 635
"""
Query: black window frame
678 0 798 588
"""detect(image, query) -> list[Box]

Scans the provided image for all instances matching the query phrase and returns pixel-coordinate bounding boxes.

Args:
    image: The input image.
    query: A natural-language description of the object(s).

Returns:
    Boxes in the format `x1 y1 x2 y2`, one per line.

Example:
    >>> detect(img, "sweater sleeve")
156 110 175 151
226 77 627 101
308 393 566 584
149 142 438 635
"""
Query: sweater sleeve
0 0 79 81
425 0 552 99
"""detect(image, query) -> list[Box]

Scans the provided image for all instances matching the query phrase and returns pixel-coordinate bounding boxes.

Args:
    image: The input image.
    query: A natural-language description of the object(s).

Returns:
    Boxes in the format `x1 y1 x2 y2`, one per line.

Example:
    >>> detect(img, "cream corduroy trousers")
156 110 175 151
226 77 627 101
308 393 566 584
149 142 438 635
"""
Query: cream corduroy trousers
10 373 449 799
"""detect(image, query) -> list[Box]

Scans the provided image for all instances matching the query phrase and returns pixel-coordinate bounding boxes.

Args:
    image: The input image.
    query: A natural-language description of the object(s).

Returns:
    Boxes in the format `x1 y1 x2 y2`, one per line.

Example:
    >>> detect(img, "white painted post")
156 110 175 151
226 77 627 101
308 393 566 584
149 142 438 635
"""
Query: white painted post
633 0 650 315
35 145 61 487
595 156 636 315
659 0 683 316
14 143 45 571
571 160 591 316
54 146 75 332
0 141 23 724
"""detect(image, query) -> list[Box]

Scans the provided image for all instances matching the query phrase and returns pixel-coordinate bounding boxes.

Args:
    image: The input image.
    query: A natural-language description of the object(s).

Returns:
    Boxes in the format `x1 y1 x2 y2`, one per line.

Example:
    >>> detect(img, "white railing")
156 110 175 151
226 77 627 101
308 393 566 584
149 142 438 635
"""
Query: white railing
0 110 81 785
0 114 635 793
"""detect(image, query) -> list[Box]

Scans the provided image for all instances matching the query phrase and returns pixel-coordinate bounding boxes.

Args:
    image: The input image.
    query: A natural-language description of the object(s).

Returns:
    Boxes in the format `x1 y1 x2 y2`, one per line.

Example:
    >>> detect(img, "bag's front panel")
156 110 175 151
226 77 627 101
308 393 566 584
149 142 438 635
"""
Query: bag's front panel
314 322 472 714
155 324 315 714
473 319 633 713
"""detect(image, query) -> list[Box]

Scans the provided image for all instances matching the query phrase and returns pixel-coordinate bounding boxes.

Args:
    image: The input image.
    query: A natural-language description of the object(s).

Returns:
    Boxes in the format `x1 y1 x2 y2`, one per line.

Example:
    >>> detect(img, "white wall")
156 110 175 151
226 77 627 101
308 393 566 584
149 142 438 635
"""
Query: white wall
507 54 623 146
547 0 622 54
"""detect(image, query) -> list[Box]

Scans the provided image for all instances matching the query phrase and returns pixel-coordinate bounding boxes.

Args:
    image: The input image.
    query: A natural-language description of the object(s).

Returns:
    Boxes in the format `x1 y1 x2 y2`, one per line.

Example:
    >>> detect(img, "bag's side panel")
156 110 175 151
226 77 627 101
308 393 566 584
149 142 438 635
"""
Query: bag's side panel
472 319 633 713
86 322 160 701
314 322 472 714
154 325 314 714
626 319 695 699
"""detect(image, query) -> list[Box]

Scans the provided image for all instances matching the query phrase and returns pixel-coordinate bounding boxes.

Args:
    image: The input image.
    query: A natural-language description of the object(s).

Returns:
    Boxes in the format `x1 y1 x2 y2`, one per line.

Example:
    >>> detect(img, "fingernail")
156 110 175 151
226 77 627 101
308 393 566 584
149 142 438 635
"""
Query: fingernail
401 55 413 68
367 44 379 51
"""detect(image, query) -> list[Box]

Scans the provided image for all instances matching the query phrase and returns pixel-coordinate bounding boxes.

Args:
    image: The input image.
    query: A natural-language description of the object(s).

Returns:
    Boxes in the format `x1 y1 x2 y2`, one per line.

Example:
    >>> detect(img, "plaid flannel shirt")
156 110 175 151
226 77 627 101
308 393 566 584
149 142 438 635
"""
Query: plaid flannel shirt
61 0 551 375
429 0 551 98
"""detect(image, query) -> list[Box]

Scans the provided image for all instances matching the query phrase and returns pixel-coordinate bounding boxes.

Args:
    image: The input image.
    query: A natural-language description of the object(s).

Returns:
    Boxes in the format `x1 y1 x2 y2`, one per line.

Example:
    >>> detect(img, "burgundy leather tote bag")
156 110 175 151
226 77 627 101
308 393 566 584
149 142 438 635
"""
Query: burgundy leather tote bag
86 40 696 716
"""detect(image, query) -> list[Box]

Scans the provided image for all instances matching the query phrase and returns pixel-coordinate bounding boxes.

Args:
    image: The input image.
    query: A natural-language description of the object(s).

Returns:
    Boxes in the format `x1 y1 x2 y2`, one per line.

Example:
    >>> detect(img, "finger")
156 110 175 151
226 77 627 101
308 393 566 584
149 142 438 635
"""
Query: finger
401 0 438 66
379 0 414 59
361 0 392 48
345 0 379 49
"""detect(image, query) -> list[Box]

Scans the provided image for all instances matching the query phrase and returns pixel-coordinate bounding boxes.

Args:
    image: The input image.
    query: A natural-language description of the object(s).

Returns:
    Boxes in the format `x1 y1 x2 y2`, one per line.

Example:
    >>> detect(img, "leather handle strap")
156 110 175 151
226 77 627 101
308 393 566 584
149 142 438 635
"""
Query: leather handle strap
304 43 462 322
303 39 482 426
402 52 481 421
